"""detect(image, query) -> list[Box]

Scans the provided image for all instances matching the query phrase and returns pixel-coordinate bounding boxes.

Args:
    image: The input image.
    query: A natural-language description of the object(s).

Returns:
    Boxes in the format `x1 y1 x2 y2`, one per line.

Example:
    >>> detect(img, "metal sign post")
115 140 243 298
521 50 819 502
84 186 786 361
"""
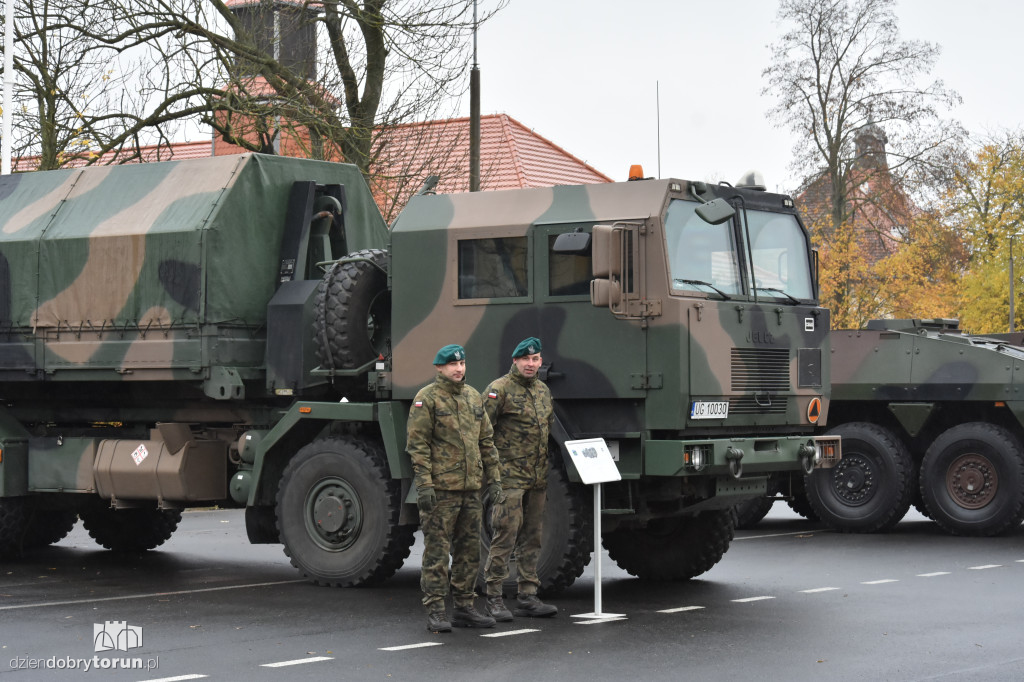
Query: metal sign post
564 437 624 621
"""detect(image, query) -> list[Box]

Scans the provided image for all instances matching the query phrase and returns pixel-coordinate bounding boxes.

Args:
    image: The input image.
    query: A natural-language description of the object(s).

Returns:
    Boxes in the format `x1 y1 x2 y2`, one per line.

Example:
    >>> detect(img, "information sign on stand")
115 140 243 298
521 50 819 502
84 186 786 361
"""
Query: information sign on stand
564 438 625 622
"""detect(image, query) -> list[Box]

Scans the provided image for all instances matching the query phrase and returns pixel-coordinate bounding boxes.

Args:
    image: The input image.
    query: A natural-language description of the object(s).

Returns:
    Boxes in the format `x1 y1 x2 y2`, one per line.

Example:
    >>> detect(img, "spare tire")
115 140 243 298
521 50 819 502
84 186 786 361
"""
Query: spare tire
314 249 390 374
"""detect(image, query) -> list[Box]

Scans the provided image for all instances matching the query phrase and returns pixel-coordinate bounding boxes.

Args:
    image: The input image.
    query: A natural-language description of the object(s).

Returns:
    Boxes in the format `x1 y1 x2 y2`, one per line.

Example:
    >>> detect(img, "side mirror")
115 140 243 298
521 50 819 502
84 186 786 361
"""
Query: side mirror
553 230 591 254
695 198 736 225
591 224 619 278
591 278 621 307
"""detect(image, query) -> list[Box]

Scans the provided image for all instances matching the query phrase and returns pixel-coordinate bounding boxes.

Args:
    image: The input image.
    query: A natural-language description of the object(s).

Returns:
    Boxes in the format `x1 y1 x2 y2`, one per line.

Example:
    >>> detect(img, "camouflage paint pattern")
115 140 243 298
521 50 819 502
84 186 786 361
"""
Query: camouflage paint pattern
405 374 501 492
831 319 1024 432
0 153 386 380
420 488 485 609
484 487 546 596
389 178 833 488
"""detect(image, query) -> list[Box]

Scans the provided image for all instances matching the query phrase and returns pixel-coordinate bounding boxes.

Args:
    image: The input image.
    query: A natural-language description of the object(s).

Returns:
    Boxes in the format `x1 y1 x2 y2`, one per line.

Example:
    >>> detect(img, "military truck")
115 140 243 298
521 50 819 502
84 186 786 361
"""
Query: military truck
0 154 839 589
795 319 1024 537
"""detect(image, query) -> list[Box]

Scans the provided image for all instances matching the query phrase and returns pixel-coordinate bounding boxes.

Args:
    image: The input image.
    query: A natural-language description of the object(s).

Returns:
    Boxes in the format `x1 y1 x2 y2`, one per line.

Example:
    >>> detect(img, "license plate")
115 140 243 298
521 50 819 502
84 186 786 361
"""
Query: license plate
690 401 729 419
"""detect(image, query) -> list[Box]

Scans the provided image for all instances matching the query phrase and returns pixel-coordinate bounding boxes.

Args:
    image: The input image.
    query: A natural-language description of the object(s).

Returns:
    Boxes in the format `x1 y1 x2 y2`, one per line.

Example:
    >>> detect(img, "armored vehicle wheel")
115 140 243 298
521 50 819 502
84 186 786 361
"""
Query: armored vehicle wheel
0 497 28 556
23 509 78 548
314 249 390 399
734 495 775 529
80 507 182 552
920 423 1024 536
276 437 414 587
805 422 912 533
602 509 734 581
477 458 592 596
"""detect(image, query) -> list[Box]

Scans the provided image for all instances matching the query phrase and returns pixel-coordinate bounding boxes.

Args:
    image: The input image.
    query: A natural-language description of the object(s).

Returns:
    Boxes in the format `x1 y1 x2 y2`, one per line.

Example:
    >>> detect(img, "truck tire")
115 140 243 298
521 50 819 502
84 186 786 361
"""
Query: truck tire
80 507 181 552
477 457 593 596
602 509 734 581
805 422 912 533
0 497 28 556
786 475 820 521
276 437 414 587
23 509 78 548
919 422 1024 536
734 496 775 529
314 249 390 377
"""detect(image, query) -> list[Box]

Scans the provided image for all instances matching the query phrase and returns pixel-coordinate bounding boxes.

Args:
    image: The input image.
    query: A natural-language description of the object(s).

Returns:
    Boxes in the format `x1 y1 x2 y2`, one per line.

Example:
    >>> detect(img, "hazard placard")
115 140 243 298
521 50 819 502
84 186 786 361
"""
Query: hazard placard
807 397 822 424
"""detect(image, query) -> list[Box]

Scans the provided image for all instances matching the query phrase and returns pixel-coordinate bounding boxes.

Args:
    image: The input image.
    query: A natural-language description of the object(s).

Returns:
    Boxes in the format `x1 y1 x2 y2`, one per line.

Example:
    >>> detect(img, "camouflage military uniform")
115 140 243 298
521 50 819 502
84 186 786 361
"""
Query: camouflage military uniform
483 365 554 596
407 373 501 611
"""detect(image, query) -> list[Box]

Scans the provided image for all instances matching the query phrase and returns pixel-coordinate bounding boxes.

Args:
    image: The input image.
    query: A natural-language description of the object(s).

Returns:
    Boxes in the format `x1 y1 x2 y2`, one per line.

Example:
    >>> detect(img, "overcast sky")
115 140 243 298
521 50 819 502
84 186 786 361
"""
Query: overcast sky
468 0 1023 194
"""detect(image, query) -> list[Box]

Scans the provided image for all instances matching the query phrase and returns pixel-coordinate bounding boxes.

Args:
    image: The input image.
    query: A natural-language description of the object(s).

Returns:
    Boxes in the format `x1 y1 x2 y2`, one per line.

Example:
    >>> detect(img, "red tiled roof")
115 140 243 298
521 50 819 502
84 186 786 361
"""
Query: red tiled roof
13 139 214 171
376 113 610 194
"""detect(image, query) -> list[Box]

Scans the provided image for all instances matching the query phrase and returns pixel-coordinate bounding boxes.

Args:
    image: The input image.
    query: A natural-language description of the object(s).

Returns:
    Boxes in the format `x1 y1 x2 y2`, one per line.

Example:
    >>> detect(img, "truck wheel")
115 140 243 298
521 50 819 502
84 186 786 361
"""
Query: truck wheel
80 507 182 551
276 437 413 587
602 509 734 581
477 457 593 596
786 475 820 521
0 497 28 556
734 496 775 529
23 509 78 548
805 422 912 533
920 423 1024 536
314 249 390 386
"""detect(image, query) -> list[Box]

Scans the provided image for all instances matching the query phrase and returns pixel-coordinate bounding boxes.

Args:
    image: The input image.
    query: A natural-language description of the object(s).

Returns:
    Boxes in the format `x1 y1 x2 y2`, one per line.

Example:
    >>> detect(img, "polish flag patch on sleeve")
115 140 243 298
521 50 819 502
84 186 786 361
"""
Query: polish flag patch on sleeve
414 401 424 407
487 391 498 399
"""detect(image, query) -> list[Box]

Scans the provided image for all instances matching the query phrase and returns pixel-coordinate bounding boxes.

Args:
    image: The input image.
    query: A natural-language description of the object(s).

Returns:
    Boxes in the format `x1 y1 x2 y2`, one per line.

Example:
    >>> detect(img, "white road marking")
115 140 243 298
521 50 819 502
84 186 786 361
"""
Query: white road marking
800 587 840 593
261 656 334 667
379 642 444 651
657 606 705 613
861 579 898 585
0 579 305 611
732 596 775 603
139 676 209 682
480 628 540 638
968 564 1002 570
734 530 816 541
917 572 951 577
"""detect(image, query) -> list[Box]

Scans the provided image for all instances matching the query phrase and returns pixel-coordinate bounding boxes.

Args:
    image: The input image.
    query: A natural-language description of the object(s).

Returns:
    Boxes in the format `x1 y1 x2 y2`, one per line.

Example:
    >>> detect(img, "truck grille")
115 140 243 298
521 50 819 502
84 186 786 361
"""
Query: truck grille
731 348 790 392
729 396 789 415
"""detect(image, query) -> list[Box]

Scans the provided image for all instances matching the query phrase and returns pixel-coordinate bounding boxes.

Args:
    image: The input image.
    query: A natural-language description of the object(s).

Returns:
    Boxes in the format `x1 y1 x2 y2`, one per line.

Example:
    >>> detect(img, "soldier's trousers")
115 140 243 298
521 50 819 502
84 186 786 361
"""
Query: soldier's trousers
420 489 483 611
484 487 546 596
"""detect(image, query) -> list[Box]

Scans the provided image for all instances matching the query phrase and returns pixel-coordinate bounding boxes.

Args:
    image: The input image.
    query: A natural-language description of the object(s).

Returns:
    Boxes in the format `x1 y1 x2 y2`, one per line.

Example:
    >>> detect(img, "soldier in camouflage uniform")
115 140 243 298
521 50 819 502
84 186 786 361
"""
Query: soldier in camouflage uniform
482 337 558 620
406 344 504 633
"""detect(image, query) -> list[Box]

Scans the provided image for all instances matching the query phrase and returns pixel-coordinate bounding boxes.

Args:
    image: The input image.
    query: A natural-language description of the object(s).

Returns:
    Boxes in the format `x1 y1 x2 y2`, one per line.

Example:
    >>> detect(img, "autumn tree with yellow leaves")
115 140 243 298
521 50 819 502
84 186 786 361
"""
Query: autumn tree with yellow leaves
945 136 1024 333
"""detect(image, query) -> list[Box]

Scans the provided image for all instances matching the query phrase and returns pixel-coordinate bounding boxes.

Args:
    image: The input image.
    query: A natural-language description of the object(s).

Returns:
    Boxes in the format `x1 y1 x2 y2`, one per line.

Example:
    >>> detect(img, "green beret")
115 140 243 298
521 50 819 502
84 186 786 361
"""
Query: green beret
433 344 466 365
512 337 542 358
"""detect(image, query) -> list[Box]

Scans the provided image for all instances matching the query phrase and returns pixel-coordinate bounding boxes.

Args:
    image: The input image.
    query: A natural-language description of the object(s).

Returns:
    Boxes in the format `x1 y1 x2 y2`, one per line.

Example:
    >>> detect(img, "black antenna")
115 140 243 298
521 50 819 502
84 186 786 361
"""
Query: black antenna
469 0 481 192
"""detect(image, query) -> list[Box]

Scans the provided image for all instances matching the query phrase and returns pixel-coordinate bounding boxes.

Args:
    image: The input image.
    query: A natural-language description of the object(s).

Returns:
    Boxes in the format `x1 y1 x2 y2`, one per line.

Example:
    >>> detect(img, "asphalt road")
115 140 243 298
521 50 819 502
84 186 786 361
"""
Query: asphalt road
2 504 1023 682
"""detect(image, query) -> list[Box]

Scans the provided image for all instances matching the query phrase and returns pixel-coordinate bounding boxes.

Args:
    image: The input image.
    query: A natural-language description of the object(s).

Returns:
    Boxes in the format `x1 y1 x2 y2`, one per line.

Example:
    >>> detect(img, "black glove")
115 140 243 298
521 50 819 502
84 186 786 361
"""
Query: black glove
487 481 506 505
417 487 437 514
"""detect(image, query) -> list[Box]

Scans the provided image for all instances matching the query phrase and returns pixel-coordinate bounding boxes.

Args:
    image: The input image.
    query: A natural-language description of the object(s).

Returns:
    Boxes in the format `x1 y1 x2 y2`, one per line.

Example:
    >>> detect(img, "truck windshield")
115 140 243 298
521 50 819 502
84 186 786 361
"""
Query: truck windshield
665 199 742 296
665 198 813 302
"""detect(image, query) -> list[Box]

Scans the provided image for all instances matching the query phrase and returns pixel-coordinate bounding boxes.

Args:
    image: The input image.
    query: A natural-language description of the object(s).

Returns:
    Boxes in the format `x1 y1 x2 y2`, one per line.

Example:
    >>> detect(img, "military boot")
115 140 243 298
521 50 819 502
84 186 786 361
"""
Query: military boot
451 604 496 628
484 595 514 622
513 594 557 617
426 609 452 633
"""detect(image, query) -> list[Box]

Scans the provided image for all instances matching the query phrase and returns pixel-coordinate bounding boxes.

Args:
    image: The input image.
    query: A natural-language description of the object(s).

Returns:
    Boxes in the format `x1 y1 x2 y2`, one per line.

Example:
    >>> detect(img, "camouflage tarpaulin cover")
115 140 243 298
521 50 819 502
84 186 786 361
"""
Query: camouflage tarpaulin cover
0 153 386 330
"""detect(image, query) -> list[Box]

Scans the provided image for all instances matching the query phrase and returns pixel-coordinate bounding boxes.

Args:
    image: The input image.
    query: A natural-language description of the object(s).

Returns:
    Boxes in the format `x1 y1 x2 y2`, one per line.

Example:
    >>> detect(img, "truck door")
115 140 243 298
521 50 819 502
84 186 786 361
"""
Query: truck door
534 222 647 402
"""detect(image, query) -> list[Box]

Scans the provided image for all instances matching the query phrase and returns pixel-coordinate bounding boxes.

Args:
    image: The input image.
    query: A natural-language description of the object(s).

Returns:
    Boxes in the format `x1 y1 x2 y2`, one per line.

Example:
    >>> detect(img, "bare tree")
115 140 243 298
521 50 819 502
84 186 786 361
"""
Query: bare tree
763 0 961 228
99 0 503 179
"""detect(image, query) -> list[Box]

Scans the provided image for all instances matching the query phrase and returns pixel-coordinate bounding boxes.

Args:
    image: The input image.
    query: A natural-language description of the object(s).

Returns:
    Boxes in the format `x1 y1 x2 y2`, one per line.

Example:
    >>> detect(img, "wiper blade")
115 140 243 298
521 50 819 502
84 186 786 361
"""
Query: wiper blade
754 286 801 304
674 278 731 300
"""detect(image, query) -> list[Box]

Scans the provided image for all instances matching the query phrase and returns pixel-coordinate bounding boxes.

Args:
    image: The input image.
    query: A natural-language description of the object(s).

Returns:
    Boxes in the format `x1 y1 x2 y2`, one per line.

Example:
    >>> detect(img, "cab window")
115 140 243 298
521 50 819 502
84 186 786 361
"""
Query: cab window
457 237 528 299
